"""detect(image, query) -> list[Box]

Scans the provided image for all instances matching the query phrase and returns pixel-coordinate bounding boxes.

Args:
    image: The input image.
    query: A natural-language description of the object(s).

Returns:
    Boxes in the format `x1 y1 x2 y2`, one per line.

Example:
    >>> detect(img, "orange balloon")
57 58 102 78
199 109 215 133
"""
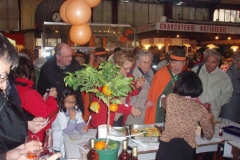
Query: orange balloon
120 36 127 43
65 0 91 26
60 0 71 23
70 24 92 45
85 0 101 7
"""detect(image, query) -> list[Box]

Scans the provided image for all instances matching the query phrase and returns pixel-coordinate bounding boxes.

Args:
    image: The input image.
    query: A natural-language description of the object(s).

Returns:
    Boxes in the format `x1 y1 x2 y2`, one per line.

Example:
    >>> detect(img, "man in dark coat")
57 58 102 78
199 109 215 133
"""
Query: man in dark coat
220 49 240 123
37 43 84 113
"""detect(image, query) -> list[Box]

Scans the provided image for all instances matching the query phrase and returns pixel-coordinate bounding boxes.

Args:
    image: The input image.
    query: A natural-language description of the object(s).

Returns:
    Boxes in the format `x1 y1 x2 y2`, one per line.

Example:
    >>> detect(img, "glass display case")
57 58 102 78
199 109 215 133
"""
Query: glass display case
42 22 141 57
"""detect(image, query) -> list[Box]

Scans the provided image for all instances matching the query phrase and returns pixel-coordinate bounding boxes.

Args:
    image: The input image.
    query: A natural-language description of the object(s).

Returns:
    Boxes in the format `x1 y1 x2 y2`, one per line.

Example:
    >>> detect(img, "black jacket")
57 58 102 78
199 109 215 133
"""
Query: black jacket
37 56 84 113
0 95 28 150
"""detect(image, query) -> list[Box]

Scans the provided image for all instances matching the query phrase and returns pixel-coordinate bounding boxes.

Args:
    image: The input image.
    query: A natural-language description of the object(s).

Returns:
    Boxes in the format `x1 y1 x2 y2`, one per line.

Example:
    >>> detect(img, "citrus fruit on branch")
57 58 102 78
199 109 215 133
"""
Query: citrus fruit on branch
109 104 118 112
102 85 112 96
90 102 100 113
64 62 134 106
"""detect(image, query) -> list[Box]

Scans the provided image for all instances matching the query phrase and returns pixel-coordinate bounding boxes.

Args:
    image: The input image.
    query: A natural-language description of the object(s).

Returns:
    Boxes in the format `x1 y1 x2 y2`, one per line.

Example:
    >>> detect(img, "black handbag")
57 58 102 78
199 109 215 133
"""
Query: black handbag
0 95 28 150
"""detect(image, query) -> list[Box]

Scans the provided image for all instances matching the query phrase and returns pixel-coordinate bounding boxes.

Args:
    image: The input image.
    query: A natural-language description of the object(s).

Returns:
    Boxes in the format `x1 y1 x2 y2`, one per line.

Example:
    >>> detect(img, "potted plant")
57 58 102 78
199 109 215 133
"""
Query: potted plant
64 61 134 151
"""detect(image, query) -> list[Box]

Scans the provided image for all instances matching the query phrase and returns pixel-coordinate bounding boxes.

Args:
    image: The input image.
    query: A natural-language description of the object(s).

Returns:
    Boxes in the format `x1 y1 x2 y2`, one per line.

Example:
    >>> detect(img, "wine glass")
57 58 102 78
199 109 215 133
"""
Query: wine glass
25 135 41 160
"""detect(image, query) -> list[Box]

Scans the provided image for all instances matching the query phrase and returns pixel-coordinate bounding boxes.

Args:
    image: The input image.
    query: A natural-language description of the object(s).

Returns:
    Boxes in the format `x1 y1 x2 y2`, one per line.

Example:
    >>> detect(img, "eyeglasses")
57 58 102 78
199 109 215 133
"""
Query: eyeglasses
0 74 8 83
64 101 77 105
140 61 152 65
58 54 73 59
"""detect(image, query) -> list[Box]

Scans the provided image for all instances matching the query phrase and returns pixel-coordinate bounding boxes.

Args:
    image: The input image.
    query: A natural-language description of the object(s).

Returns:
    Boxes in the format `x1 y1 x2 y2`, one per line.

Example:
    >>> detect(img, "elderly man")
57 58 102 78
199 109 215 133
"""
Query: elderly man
37 43 84 113
145 48 187 123
192 49 233 118
220 50 240 123
125 50 154 125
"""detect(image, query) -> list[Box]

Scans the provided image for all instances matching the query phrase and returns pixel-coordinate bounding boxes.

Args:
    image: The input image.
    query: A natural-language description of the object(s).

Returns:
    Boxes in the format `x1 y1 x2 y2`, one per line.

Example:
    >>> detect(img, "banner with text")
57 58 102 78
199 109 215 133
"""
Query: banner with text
135 22 240 34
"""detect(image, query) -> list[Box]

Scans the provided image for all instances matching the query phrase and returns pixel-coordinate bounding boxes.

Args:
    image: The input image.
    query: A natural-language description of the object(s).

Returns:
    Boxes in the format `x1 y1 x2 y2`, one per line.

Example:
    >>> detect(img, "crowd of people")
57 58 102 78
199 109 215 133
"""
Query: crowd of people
0 32 239 160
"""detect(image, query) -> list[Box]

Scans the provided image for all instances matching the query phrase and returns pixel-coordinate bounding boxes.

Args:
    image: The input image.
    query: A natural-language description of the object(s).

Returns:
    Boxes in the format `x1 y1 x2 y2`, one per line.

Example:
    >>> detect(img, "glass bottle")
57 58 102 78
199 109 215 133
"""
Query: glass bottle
87 138 99 160
118 140 131 160
131 146 138 160
39 129 55 160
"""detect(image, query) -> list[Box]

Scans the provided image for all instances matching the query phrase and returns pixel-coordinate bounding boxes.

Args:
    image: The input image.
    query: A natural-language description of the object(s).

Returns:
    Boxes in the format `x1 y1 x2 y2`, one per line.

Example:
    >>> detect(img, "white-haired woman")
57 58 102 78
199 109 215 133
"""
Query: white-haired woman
125 50 154 125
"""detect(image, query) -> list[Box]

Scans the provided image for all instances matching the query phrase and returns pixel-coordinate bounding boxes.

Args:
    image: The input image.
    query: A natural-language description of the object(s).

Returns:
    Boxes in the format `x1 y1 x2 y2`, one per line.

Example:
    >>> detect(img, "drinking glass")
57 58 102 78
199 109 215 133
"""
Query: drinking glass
25 135 41 160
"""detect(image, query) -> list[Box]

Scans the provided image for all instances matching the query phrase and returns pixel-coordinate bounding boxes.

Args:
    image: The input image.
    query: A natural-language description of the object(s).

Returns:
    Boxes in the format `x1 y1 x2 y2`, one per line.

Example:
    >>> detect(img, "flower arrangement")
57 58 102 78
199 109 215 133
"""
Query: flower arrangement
64 61 134 146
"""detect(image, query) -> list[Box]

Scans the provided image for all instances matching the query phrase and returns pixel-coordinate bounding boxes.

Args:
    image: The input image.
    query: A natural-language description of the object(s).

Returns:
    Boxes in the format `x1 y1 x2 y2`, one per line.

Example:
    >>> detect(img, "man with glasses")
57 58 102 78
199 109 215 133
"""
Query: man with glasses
145 48 187 123
37 43 84 114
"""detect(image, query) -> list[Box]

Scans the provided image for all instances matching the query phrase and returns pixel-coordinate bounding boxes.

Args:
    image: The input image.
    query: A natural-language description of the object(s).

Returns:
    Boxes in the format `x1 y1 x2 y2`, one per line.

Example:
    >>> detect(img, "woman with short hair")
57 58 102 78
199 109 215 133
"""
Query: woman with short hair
156 70 215 160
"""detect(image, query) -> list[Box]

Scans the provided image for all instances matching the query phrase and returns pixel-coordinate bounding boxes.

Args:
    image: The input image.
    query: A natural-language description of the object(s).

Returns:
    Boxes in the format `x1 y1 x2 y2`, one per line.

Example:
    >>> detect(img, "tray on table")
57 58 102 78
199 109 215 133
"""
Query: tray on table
222 125 240 137
110 126 129 140
129 124 162 143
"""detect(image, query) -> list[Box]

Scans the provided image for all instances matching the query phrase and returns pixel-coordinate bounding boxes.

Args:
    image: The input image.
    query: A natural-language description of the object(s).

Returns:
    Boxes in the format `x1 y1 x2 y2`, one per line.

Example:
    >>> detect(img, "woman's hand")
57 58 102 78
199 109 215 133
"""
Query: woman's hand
6 143 27 160
145 100 154 107
28 117 47 134
131 107 141 117
48 87 57 98
6 141 42 160
81 125 88 133
69 109 76 121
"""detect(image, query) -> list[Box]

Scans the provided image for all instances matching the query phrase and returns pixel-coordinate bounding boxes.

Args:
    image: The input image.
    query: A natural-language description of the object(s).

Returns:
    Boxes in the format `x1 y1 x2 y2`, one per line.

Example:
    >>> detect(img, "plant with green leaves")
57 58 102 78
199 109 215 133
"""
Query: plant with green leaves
64 61 134 146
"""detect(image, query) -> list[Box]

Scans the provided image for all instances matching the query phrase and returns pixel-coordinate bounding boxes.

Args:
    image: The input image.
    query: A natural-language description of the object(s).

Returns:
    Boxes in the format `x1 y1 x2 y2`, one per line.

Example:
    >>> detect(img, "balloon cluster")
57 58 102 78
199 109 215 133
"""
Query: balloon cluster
60 0 101 45
120 28 134 43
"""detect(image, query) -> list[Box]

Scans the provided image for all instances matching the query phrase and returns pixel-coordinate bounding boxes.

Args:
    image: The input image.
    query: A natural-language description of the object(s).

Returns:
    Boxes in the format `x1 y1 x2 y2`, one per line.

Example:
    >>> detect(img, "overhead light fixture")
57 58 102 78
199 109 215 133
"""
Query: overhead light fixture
156 43 164 50
228 37 231 40
143 44 151 50
215 36 219 40
207 44 218 49
231 46 239 52
176 35 179 38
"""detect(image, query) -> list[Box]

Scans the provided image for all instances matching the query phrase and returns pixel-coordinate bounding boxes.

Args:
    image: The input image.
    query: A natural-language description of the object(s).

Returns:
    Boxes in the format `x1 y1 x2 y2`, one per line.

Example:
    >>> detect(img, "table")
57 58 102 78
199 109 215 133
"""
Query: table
227 140 240 160
64 118 240 160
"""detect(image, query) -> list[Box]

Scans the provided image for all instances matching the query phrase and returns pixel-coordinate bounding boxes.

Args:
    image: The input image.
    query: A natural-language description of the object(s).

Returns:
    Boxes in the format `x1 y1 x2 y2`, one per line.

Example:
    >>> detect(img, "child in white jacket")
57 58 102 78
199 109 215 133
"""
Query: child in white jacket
52 88 88 157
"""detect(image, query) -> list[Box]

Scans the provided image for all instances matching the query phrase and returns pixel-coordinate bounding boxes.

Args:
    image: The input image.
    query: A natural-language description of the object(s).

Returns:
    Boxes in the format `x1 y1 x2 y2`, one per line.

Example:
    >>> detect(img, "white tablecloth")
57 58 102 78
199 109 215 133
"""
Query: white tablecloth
64 129 96 160
64 119 240 159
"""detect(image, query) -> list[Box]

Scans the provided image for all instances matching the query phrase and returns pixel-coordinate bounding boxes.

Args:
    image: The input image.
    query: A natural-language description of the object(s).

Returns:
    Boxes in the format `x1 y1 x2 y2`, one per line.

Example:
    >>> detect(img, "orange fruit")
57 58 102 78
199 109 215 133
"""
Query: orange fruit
109 104 118 112
94 140 106 150
90 102 100 113
102 85 112 96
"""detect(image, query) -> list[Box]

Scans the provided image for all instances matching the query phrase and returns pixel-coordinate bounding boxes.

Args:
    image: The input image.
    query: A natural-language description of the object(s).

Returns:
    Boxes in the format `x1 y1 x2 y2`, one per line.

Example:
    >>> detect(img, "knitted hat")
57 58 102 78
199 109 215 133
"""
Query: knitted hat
169 48 186 61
